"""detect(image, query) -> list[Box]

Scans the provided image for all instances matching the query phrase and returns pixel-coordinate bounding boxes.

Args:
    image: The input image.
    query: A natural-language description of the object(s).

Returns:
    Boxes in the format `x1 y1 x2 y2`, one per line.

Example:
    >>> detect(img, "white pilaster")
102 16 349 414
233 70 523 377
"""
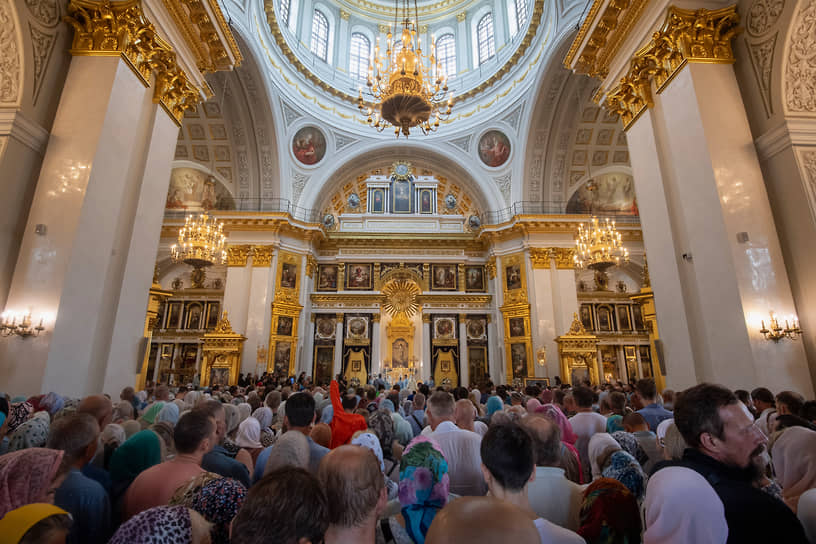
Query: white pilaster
458 316 469 387
333 314 343 378
371 315 381 378
244 256 275 373
422 318 432 383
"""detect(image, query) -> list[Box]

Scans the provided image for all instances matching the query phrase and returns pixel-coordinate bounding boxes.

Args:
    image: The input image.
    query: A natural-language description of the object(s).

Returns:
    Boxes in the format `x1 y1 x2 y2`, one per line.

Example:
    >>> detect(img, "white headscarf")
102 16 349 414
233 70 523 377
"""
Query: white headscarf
644 467 728 544
237 403 252 423
771 426 816 512
235 417 262 449
252 407 274 429
656 418 674 446
588 433 621 480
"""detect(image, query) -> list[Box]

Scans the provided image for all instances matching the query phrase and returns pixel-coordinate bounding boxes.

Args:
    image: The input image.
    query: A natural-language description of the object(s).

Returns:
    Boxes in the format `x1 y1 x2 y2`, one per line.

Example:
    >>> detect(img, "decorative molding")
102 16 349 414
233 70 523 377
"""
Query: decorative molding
746 0 784 36
449 134 471 152
754 118 816 160
501 104 524 133
226 244 252 266
746 33 777 117
64 0 202 125
604 6 740 130
291 168 310 207
25 0 60 26
160 0 242 72
0 108 50 153
494 174 511 205
29 23 56 106
530 248 552 269
0 0 22 105
280 98 302 127
456 11 467 22
252 245 275 267
334 132 357 151
552 247 576 269
785 0 816 112
799 149 816 222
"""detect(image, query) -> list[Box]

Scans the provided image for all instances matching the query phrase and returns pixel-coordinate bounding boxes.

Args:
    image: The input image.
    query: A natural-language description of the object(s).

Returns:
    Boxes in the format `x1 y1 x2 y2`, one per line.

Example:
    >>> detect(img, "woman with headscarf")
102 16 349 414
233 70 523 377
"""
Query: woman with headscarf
577 478 642 544
150 422 176 457
7 411 50 452
588 433 622 481
0 448 66 518
0 503 73 544
189 478 246 544
391 412 414 448
486 396 504 422
538 404 584 483
644 466 727 544
235 417 263 469
139 401 165 429
122 420 142 439
611 431 649 468
109 505 212 544
38 393 64 417
771 426 816 512
100 423 127 470
381 436 450 544
113 401 135 423
156 403 180 427
252 406 276 447
109 430 163 511
237 402 252 423
602 450 647 502
352 431 399 500
7 401 34 434
527 398 543 414
369 410 399 482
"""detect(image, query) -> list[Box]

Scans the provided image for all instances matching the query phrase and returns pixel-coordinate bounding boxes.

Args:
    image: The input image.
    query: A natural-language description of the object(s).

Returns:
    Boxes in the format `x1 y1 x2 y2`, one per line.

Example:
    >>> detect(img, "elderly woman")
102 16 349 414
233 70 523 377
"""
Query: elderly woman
252 407 276 447
8 412 50 452
577 478 641 544
772 426 816 512
172 477 246 544
235 417 264 471
263 431 310 475
587 433 647 501
368 411 400 482
352 431 399 500
109 505 212 544
109 430 164 508
0 448 66 518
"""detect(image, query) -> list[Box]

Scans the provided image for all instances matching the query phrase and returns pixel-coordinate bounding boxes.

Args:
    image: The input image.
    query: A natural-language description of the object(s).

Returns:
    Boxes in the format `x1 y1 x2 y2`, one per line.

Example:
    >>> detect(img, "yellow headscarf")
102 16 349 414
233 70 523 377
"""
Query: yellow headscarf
0 503 69 544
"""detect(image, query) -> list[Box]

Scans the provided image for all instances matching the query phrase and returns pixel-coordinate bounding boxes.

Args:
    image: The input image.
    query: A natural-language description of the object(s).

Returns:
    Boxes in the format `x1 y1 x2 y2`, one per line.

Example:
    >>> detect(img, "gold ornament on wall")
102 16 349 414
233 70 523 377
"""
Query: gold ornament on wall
382 280 421 319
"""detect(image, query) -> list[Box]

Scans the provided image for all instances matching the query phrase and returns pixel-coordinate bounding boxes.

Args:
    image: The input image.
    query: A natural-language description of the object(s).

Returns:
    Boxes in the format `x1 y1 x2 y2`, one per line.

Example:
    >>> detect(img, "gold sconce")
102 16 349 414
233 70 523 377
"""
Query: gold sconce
536 347 547 367
759 313 802 342
1 312 46 338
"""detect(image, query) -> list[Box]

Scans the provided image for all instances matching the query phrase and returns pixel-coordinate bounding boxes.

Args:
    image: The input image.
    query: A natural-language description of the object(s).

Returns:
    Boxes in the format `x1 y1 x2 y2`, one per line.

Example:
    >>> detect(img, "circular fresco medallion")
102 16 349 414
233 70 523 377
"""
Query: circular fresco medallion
478 130 511 167
292 126 326 165
349 317 366 336
317 318 335 337
467 320 485 339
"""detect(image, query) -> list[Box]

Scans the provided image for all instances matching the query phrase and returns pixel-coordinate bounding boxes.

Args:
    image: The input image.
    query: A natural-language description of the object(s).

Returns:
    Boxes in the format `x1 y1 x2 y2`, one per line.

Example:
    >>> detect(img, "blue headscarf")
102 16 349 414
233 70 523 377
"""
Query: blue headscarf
399 436 449 544
380 399 395 414
320 404 334 424
486 396 504 417
156 403 180 426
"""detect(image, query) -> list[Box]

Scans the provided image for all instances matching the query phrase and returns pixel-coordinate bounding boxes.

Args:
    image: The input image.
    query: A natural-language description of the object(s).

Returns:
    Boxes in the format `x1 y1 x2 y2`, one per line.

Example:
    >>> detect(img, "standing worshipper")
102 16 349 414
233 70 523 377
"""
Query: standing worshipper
235 417 264 467
172 477 247 544
47 413 112 543
634 379 672 432
329 380 367 448
568 387 607 482
108 429 163 513
577 479 642 544
7 411 50 451
0 448 66 518
198 400 252 488
770 426 816 513
108 505 212 544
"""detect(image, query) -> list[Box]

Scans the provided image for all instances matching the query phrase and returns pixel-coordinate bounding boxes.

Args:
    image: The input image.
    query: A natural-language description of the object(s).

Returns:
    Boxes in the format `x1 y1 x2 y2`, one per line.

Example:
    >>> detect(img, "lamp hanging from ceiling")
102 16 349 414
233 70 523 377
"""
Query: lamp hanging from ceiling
574 216 629 271
171 213 227 288
358 0 453 137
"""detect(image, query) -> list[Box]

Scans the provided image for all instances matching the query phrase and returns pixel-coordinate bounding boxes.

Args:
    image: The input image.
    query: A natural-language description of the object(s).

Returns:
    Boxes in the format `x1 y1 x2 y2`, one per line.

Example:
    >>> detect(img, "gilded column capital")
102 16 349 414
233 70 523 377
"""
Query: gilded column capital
226 244 252 267
64 0 202 125
530 248 552 269
336 313 344 323
456 11 467 22
553 248 577 269
422 314 432 323
458 313 469 322
306 255 317 278
340 9 350 20
486 256 497 279
603 5 740 130
252 245 275 267
372 313 381 323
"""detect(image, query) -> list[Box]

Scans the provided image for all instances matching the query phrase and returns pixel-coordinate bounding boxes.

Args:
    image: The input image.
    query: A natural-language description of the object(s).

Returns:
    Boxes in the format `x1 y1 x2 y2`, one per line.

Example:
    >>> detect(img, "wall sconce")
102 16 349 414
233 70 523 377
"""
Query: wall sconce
1 312 46 338
536 347 547 367
759 313 802 342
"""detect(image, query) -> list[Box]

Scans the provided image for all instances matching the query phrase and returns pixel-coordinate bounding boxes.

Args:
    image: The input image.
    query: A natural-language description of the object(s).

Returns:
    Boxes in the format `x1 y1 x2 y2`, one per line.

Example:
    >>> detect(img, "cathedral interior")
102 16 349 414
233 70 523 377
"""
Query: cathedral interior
0 0 815 399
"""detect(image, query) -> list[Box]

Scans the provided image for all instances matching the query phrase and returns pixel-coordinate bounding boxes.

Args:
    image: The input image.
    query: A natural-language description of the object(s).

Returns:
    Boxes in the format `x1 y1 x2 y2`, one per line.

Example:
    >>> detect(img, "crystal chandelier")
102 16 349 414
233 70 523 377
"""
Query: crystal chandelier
171 213 226 288
358 0 453 137
574 217 629 271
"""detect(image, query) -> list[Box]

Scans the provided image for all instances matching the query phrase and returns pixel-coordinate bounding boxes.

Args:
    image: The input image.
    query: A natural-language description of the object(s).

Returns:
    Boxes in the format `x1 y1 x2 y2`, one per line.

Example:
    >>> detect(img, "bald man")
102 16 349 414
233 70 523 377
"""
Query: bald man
426 496 540 544
318 445 386 544
454 399 487 437
78 395 113 430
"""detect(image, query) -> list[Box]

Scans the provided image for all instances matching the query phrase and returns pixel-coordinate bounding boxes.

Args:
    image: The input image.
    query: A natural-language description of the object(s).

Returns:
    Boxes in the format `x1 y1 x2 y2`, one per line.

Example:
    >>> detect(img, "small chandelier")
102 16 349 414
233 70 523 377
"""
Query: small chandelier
759 313 802 342
358 0 453 137
574 216 629 271
171 213 226 288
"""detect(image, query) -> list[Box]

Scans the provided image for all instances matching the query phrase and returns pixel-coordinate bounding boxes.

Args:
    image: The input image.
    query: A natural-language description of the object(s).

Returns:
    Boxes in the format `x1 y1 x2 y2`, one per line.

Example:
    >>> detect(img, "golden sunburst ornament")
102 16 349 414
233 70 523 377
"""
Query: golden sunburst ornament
382 280 420 318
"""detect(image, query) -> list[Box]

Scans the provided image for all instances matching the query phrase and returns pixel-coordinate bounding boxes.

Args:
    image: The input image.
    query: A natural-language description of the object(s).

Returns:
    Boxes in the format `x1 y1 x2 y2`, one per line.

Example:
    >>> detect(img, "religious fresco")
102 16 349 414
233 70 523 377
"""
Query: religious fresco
292 126 326 165
478 130 511 167
566 172 638 216
165 167 235 211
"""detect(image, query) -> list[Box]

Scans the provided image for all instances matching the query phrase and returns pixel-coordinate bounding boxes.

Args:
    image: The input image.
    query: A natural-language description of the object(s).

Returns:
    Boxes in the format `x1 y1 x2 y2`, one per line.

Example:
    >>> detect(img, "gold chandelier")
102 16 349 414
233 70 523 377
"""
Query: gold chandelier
574 216 629 271
171 213 226 288
358 0 453 137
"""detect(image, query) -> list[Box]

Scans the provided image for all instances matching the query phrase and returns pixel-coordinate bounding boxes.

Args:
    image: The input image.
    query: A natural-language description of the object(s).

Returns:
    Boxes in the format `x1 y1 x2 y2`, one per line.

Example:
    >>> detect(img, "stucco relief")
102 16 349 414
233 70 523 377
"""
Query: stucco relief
280 99 302 127
0 0 22 105
334 132 357 151
746 34 777 116
800 150 816 220
501 104 523 133
29 23 55 105
291 168 310 206
494 174 512 205
747 0 785 36
526 71 568 201
449 134 472 152
785 0 816 112
24 0 59 26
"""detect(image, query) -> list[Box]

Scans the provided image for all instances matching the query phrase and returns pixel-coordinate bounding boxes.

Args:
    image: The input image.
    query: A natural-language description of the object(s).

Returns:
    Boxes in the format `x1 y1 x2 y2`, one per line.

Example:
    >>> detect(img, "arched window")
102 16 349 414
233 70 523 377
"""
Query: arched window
279 0 290 27
477 13 496 65
349 33 371 82
436 34 456 79
310 10 329 61
514 0 529 30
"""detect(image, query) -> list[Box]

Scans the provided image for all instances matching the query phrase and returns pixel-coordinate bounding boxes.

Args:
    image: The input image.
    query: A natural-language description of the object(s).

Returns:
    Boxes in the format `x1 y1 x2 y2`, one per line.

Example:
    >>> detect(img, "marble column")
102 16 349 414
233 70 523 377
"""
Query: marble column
422 315 432 383
0 56 176 397
303 315 316 378
222 247 252 370
241 247 276 374
487 313 503 384
371 314 381 378
333 313 344 379
458 314 469 387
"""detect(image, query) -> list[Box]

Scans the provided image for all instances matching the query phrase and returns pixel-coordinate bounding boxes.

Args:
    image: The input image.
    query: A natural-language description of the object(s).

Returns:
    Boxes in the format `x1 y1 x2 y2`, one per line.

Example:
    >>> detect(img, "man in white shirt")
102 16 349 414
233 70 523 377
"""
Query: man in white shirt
568 386 607 482
751 387 777 437
521 415 585 531
480 422 583 544
427 391 486 496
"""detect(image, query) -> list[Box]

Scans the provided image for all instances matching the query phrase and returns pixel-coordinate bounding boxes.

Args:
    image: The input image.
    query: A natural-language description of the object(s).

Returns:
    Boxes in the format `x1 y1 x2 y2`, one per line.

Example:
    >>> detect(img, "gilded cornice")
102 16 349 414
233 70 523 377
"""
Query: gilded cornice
529 247 575 269
318 233 487 252
310 293 492 306
160 0 242 73
252 245 275 267
604 6 740 130
64 0 202 125
261 0 546 107
226 244 252 267
306 255 317 278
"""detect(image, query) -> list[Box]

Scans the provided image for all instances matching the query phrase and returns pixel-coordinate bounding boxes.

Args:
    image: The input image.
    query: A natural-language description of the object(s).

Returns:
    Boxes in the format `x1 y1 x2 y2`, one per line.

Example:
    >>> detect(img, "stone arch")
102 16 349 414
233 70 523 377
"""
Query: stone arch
0 0 23 107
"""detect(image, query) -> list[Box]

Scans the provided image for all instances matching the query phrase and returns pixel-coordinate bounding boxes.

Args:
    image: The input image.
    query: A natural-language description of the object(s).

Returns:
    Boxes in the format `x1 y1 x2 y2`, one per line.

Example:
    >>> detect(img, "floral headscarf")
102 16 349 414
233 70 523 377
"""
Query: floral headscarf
8 411 50 452
7 401 34 433
611 431 649 467
0 448 64 518
601 451 647 500
398 436 450 544
578 478 642 544
109 505 193 544
192 478 247 544
368 411 395 457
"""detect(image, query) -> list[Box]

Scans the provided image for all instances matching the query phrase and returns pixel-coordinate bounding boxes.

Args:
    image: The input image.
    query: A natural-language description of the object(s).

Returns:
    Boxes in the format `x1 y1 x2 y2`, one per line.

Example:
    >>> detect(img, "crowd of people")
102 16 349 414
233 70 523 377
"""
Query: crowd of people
0 374 814 543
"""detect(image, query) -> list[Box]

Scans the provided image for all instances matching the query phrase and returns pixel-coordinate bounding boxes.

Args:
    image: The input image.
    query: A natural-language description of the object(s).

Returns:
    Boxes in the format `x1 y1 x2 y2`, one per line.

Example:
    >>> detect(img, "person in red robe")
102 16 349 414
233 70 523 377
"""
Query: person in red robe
329 380 367 449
